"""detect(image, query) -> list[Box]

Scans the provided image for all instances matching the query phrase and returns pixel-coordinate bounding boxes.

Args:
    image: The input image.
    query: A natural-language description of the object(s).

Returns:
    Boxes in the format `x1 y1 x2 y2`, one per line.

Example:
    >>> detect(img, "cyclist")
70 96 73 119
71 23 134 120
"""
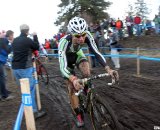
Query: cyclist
58 17 119 127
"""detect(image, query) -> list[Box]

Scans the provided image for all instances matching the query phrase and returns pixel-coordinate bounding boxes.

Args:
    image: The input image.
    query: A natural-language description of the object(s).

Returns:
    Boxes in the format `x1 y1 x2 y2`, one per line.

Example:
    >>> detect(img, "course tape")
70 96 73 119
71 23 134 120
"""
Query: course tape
14 104 24 130
40 53 160 62
86 54 160 61
22 93 32 106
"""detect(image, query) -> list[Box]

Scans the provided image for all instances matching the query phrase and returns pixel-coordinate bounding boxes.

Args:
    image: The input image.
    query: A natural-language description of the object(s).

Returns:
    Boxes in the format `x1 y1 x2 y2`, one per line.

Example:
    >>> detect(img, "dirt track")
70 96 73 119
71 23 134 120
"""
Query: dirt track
0 35 160 130
36 58 160 130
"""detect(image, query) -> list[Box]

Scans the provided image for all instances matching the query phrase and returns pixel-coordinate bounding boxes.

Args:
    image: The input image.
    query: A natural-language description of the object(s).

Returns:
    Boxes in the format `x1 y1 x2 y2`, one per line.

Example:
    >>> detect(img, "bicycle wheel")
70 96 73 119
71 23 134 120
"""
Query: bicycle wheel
36 59 49 85
90 93 122 130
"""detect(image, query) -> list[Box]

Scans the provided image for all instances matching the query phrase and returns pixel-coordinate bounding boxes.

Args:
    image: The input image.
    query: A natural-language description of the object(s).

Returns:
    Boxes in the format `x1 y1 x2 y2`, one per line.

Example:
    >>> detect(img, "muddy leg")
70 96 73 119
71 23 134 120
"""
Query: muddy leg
66 80 79 109
78 61 91 78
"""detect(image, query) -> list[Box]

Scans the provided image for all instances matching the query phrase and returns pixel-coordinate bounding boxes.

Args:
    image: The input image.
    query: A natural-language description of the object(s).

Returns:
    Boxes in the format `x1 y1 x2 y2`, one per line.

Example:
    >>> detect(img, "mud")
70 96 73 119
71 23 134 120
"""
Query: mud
0 35 160 130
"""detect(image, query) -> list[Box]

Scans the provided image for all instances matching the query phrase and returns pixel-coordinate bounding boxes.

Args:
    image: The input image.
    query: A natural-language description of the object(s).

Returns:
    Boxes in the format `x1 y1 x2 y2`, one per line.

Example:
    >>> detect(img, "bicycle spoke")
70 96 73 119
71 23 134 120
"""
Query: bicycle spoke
40 66 49 84
92 103 111 129
97 104 114 128
91 95 120 130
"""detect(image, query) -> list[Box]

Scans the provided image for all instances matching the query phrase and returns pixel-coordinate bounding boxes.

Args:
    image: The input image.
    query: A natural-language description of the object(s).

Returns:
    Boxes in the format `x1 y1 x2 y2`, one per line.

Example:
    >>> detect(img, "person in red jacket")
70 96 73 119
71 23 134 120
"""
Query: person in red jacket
44 39 51 49
134 15 142 36
116 18 123 39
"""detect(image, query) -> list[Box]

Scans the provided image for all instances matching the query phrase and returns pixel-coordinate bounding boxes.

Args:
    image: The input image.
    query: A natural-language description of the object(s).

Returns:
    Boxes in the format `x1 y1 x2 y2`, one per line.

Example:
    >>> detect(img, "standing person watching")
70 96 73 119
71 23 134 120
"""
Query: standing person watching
58 17 119 127
153 15 160 34
116 18 123 39
134 15 142 36
12 24 46 119
108 30 120 70
0 30 14 100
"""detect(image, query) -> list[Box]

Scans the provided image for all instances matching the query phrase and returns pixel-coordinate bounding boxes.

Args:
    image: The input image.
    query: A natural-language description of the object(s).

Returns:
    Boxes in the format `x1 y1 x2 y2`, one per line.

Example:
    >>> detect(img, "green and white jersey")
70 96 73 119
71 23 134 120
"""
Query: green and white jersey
58 31 107 79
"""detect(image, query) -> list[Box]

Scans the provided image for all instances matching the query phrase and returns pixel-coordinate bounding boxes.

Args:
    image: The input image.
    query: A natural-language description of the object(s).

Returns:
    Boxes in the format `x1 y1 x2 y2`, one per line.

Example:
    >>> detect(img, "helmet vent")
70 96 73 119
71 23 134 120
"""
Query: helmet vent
68 17 87 34
79 20 82 24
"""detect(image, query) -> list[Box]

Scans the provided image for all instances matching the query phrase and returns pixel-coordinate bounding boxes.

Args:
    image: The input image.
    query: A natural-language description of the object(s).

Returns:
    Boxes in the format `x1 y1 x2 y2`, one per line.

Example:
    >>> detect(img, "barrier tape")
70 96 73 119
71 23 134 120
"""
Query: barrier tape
14 104 24 130
22 94 32 106
40 53 160 62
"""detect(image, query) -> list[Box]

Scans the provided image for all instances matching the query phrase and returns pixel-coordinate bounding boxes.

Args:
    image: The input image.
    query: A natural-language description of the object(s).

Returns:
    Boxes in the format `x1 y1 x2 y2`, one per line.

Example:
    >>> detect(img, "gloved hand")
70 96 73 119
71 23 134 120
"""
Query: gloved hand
105 66 119 84
69 75 83 91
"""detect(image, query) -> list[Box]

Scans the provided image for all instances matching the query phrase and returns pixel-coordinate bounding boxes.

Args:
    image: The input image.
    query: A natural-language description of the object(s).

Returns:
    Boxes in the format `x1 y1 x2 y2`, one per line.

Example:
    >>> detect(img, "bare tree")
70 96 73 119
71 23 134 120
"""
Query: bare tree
126 2 134 16
134 0 150 20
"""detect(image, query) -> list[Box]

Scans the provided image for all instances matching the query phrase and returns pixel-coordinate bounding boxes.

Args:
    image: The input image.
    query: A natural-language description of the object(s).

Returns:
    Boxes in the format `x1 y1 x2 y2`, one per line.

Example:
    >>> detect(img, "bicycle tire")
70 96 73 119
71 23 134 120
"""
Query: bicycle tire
36 59 49 85
90 93 122 130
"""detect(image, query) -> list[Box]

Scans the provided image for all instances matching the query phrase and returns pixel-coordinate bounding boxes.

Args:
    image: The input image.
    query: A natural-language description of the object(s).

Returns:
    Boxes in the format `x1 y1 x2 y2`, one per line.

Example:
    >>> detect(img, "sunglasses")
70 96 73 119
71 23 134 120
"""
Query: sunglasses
73 32 86 38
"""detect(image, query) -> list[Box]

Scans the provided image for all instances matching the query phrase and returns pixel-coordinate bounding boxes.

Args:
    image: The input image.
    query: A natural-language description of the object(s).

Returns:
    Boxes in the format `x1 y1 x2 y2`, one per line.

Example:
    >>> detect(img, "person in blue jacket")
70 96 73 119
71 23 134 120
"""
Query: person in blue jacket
0 30 14 100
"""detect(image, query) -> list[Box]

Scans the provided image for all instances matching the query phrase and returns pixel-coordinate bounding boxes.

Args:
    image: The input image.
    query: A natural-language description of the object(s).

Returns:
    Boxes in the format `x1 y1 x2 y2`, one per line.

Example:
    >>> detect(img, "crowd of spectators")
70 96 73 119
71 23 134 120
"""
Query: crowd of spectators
0 13 159 102
86 13 160 68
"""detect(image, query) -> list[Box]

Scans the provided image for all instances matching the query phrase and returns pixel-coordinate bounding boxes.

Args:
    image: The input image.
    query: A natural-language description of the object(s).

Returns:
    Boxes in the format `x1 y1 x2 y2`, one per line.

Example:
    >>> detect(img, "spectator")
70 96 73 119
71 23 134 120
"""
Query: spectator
108 30 120 70
53 38 58 54
44 39 51 60
109 18 116 32
145 20 152 35
12 24 45 118
91 28 101 67
126 15 134 36
44 39 51 49
0 30 6 38
153 15 160 34
88 23 95 34
116 18 123 39
98 34 107 56
0 30 14 101
134 15 142 36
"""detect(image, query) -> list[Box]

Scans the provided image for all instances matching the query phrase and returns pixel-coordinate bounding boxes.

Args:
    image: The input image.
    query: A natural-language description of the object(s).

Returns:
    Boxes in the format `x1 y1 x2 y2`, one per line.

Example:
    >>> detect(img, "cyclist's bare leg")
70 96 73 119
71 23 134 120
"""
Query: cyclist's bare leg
67 79 84 126
66 61 90 109
66 80 79 109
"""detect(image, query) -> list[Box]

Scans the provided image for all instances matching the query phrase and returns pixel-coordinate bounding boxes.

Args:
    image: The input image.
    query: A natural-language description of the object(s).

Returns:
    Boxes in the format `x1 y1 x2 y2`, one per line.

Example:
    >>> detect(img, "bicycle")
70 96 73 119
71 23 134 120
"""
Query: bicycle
34 56 49 85
6 53 49 85
73 73 122 130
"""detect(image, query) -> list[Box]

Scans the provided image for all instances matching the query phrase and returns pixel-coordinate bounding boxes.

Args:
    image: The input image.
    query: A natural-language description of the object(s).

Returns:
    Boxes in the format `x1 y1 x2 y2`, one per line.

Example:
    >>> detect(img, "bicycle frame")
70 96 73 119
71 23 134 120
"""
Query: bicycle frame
33 56 49 85
77 73 114 111
76 73 121 130
75 73 114 96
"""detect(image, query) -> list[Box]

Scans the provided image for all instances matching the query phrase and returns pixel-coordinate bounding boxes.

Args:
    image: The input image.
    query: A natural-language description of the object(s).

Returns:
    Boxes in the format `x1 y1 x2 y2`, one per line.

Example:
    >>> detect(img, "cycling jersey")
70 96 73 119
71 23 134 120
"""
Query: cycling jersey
58 31 107 79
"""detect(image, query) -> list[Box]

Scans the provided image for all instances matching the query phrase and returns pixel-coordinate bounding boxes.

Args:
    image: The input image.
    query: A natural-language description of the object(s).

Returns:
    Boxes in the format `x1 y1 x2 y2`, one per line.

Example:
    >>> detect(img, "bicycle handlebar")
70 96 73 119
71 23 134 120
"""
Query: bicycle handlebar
75 73 115 96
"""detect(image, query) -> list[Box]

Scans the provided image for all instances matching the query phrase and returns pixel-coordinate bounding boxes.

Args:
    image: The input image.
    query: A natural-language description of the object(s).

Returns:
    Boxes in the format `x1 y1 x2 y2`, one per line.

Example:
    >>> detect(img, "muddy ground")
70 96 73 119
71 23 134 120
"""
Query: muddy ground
0 35 160 130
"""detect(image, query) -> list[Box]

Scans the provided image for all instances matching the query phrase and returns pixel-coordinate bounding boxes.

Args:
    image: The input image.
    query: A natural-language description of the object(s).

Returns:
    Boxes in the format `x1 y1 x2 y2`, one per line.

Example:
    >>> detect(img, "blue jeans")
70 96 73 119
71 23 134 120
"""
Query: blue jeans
0 63 8 98
13 67 37 112
135 24 141 36
118 29 123 39
155 24 160 34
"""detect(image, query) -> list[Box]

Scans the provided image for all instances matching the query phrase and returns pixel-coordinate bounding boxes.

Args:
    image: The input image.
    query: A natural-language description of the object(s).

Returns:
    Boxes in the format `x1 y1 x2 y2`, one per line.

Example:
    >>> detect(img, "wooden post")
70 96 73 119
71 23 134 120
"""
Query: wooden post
33 61 41 111
20 78 36 130
136 47 141 77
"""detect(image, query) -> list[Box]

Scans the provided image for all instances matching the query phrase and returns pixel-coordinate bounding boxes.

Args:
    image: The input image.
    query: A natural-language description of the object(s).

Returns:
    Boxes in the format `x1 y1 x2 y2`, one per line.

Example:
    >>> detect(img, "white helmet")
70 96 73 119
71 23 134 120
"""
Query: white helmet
68 17 88 34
